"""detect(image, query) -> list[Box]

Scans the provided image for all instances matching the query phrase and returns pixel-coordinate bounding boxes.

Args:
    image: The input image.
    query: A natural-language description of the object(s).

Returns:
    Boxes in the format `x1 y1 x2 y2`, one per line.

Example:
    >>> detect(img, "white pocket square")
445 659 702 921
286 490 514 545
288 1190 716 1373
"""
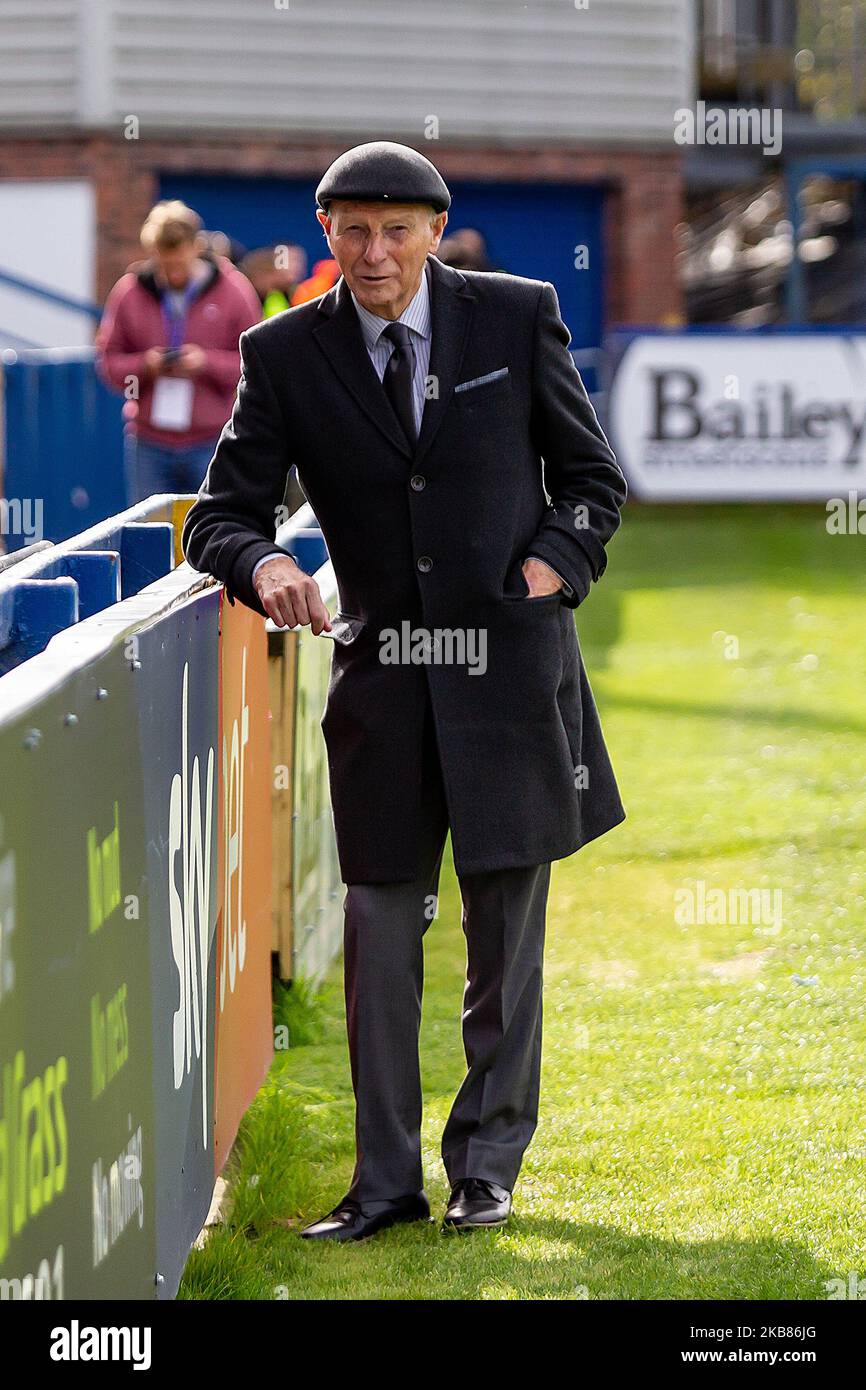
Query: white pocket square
454 367 509 393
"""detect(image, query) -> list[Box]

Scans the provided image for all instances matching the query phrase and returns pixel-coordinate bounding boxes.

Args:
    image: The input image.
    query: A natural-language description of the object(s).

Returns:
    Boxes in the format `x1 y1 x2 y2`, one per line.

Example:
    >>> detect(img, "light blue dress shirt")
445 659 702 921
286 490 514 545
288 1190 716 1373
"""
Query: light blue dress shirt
350 261 432 437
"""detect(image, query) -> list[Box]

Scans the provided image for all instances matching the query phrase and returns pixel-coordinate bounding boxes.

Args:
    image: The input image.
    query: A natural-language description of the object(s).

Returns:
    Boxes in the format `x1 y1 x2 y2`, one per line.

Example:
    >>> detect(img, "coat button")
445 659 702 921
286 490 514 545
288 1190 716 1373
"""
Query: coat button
417 555 433 573
410 474 426 491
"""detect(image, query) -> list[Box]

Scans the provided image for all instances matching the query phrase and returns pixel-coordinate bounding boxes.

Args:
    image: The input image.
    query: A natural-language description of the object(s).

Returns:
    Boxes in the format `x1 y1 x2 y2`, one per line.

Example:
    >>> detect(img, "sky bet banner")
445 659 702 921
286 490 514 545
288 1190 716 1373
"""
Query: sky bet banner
0 647 157 1299
608 331 866 500
134 587 221 1300
0 576 283 1300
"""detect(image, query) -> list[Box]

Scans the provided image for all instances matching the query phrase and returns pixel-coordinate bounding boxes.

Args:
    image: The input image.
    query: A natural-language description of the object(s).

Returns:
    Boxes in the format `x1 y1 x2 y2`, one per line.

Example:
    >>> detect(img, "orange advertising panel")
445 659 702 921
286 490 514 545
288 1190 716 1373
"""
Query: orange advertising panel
213 593 274 1173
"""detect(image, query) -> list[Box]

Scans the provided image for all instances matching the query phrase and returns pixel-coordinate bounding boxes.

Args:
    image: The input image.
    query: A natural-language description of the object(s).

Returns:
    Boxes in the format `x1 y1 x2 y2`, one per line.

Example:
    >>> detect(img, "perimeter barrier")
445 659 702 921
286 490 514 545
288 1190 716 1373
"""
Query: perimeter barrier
0 497 342 1298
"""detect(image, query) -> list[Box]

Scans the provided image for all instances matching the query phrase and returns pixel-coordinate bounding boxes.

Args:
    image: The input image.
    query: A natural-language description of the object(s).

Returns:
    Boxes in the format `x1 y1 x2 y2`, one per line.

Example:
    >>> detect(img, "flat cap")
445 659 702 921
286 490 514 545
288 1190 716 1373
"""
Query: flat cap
316 141 451 213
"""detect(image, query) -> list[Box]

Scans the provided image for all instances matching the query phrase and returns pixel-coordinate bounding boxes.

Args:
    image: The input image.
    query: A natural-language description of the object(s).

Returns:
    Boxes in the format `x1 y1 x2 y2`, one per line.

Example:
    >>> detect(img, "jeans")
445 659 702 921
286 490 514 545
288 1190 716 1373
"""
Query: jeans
125 433 217 504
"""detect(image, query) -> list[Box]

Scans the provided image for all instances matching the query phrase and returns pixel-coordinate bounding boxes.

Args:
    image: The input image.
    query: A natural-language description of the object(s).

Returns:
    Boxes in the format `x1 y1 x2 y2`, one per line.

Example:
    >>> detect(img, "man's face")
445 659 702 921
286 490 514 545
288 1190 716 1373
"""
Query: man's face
318 201 447 318
153 239 199 290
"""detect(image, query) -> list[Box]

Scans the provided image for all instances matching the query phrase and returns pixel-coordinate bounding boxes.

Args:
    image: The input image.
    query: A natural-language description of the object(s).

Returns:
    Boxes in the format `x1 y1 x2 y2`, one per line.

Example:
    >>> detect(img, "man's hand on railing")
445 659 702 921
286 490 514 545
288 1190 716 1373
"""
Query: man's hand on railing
253 555 333 635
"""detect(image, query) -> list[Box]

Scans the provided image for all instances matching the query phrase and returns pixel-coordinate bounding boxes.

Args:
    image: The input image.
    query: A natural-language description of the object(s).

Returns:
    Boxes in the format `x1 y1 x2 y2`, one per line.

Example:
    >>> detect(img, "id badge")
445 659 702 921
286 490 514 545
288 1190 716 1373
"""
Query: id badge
151 376 194 431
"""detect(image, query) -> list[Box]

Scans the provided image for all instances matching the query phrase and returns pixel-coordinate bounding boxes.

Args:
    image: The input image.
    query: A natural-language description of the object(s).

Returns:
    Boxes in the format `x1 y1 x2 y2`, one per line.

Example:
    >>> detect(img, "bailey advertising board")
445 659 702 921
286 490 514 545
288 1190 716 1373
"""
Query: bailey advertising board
608 331 866 501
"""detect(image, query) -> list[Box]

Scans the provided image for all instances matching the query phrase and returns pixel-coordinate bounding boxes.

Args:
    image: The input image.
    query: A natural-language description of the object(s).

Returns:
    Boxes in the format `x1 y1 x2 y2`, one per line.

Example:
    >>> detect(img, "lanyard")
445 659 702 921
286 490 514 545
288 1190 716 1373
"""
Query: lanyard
160 282 198 351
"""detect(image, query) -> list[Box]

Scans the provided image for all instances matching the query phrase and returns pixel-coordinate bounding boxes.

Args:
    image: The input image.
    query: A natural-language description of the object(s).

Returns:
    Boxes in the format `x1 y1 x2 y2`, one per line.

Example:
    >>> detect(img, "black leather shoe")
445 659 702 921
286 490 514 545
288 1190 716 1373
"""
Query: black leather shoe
442 1178 512 1230
300 1190 431 1242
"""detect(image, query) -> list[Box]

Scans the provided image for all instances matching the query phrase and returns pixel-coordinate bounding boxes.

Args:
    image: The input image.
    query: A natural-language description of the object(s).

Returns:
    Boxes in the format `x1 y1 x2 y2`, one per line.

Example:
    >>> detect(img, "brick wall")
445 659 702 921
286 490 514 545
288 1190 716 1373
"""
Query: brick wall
0 131 684 325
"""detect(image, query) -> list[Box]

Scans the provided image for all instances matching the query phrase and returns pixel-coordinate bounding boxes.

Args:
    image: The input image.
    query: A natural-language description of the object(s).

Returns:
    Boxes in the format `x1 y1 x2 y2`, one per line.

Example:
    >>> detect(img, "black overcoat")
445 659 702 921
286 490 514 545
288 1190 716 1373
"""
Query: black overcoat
182 254 627 882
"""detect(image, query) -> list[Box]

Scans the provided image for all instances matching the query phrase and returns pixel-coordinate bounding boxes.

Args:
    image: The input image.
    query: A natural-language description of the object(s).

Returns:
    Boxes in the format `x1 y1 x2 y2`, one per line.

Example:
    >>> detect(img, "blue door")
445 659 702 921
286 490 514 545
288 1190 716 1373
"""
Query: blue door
159 173 605 351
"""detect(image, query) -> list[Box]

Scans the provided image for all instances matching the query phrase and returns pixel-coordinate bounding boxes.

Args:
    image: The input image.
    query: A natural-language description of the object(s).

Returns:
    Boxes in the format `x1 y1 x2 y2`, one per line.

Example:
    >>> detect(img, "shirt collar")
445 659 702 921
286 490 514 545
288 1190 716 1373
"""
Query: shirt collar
351 260 431 350
157 257 210 298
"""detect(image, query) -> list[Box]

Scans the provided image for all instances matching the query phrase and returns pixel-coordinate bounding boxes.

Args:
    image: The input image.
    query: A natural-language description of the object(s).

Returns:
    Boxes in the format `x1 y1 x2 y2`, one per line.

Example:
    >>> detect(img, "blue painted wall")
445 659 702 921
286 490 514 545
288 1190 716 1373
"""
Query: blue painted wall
2 352 126 548
0 179 604 548
159 173 605 350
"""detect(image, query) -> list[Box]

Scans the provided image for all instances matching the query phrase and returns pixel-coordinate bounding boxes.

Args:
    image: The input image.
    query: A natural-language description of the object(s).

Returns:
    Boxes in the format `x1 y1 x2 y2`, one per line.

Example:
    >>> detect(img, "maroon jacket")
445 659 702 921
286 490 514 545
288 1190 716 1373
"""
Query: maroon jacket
96 254 261 447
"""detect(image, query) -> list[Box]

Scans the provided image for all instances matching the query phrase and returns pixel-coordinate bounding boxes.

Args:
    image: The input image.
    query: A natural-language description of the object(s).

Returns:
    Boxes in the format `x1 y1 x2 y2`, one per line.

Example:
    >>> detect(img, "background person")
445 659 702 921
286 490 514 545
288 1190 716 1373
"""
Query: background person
437 227 497 271
96 200 261 502
290 255 342 305
240 243 308 316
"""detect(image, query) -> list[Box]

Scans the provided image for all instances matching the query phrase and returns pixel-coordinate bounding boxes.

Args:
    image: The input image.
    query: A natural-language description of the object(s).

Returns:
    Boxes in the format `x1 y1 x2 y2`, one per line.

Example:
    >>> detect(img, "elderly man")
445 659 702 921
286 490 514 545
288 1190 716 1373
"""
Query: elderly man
182 142 627 1240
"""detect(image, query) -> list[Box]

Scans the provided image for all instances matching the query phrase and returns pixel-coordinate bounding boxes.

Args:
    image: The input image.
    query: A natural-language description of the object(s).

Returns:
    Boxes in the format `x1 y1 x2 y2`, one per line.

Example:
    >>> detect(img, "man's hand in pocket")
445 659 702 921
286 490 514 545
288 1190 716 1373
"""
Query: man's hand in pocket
521 557 564 598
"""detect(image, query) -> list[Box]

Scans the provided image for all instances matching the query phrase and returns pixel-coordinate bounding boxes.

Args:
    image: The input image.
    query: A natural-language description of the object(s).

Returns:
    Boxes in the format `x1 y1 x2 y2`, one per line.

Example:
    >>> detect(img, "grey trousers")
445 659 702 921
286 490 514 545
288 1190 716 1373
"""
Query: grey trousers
343 697 552 1202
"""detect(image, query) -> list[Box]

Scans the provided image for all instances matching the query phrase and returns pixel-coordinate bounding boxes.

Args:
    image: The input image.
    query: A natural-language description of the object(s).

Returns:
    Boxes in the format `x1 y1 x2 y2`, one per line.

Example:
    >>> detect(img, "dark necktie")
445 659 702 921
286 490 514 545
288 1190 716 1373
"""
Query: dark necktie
381 320 417 446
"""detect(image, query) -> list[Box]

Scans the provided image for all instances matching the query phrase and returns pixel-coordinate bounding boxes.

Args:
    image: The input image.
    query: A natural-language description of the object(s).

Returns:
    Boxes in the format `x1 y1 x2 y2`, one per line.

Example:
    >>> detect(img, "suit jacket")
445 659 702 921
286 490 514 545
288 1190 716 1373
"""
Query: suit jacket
182 254 627 882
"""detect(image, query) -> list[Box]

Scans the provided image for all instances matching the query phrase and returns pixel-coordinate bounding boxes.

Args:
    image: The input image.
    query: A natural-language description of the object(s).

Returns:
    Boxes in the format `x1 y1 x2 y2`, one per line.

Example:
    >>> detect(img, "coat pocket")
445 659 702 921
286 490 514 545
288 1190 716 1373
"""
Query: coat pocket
501 565 564 605
331 611 365 644
452 373 513 408
502 591 564 606
472 594 565 723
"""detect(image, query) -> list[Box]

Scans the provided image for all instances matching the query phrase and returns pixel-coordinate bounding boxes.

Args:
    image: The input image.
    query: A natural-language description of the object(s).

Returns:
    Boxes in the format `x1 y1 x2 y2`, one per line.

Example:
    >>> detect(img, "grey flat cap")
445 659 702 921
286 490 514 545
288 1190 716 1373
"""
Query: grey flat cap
316 141 451 213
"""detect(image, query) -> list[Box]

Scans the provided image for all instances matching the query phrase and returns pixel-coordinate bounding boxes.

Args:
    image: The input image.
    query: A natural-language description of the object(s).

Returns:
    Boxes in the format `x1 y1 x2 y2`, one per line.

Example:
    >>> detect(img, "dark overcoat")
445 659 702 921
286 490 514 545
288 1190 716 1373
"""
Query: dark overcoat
181 254 627 883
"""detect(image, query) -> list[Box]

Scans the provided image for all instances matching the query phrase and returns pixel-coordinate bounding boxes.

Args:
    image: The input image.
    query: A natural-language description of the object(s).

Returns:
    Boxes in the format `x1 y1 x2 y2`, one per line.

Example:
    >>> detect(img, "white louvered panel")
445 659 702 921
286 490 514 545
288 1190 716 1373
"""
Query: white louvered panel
0 0 693 142
0 0 80 123
107 0 691 144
